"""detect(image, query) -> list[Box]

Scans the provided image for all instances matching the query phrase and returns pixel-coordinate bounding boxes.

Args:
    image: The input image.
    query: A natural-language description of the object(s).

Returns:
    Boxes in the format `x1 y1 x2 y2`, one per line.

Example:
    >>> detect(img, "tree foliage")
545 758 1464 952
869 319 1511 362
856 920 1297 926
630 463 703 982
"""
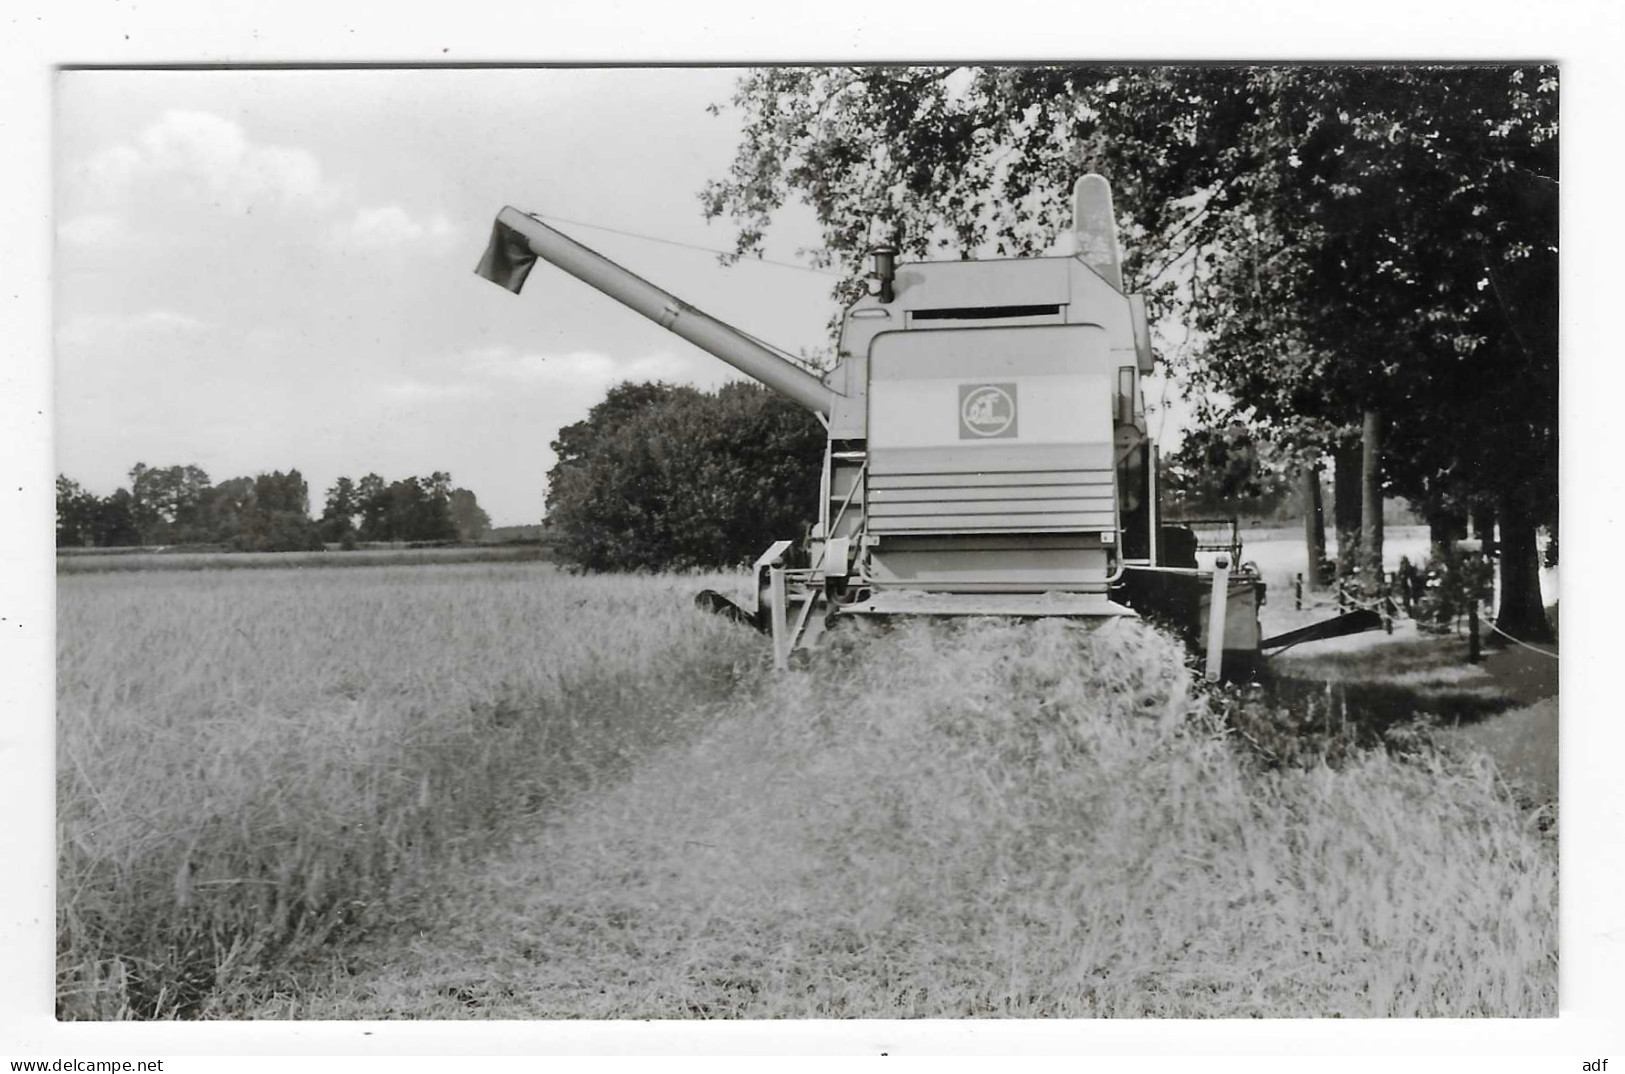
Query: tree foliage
127 463 213 541
92 489 145 547
56 465 489 553
702 64 1557 635
57 467 323 551
100 464 325 550
320 471 481 544
545 381 825 572
449 488 492 543
319 477 361 542
56 476 101 548
1162 424 1295 522
175 470 323 551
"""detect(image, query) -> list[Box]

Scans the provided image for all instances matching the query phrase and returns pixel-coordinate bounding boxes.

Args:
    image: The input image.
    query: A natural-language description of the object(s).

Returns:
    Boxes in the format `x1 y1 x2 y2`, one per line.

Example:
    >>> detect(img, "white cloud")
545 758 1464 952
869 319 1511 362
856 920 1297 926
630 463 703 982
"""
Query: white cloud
79 144 142 194
57 214 132 247
330 205 458 250
380 380 490 402
374 347 705 419
465 347 695 387
74 109 342 214
57 309 209 347
134 309 208 332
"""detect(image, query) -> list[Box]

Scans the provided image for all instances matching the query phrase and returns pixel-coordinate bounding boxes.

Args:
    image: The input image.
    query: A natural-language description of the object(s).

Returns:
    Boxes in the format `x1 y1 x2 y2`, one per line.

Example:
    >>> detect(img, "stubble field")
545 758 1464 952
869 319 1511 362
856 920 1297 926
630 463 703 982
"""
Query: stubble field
57 556 1557 1019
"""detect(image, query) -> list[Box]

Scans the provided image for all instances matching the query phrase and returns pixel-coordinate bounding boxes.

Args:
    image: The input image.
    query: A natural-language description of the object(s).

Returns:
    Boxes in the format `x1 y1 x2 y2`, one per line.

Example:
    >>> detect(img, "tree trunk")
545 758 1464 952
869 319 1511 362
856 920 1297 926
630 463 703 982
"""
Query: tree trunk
1332 441 1362 580
1360 409 1384 591
1427 505 1465 558
1494 492 1554 643
1471 505 1498 556
1301 461 1326 589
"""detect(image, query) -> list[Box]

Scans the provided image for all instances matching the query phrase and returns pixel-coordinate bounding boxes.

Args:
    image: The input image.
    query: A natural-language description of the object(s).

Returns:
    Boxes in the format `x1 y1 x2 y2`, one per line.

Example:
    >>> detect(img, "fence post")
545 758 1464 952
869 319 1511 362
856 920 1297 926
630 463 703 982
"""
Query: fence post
769 562 789 671
1294 572 1303 611
1206 556 1231 683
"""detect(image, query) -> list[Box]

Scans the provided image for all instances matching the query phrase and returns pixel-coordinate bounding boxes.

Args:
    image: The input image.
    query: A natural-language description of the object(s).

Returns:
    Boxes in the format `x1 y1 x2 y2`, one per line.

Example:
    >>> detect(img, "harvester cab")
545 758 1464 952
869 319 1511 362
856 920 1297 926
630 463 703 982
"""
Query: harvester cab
476 175 1270 679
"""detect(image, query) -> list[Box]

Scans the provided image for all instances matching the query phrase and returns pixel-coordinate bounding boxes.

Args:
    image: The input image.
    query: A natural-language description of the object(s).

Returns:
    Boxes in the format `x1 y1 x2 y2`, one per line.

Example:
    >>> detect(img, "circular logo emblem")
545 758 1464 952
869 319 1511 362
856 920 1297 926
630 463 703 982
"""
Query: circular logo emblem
960 385 1016 437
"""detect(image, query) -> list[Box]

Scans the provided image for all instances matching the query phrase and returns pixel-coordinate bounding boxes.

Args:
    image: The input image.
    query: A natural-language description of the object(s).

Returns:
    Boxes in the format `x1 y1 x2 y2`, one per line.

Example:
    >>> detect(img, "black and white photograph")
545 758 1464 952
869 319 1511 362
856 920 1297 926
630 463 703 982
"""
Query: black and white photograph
6 3 1622 1063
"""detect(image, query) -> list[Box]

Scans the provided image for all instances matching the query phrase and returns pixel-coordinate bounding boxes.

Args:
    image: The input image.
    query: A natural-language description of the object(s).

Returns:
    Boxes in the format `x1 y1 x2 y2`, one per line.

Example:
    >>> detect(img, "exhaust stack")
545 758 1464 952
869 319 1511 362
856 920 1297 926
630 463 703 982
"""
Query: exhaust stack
475 207 840 418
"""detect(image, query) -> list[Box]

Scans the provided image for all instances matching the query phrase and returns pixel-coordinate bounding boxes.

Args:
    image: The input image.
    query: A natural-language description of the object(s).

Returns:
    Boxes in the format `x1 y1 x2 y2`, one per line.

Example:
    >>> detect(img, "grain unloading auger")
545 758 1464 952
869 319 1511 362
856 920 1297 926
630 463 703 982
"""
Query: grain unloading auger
476 176 1362 680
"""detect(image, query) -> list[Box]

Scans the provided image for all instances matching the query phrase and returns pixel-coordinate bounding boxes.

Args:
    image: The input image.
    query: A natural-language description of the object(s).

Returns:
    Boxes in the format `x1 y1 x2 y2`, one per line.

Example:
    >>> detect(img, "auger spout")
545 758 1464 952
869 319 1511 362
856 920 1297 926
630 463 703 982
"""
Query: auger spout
475 207 840 417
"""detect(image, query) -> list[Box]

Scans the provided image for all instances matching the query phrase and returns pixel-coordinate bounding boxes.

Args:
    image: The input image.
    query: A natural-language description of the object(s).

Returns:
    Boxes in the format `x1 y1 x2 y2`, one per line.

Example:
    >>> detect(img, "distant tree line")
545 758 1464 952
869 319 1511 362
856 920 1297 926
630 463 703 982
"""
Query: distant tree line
319 471 490 545
57 464 491 551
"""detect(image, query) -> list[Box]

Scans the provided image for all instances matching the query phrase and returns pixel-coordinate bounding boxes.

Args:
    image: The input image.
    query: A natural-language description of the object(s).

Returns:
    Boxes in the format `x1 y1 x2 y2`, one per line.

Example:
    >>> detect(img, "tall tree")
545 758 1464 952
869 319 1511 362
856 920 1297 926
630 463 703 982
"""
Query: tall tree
203 476 257 546
356 473 389 541
1360 410 1384 590
1301 462 1327 590
449 488 492 542
230 470 322 551
252 470 310 516
124 462 162 541
320 477 360 541
90 489 143 548
415 474 458 542
1331 442 1364 580
350 472 459 543
128 463 212 541
55 476 99 548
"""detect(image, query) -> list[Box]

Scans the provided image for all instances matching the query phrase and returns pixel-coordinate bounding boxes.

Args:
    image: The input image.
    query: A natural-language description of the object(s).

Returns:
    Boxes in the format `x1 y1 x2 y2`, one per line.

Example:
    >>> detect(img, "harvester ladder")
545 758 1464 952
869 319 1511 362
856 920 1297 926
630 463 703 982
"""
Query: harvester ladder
824 458 867 554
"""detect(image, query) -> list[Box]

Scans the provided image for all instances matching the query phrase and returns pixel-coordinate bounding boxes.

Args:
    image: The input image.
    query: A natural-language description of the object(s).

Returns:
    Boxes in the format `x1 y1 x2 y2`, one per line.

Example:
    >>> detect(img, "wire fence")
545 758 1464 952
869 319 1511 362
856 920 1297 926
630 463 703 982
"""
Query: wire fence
1486 621 1560 660
1285 568 1557 662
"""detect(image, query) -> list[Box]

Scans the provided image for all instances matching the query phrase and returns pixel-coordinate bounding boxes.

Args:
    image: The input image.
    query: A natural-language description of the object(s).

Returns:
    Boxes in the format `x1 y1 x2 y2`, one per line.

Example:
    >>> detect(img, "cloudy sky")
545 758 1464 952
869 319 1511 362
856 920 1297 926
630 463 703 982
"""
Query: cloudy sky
55 68 844 526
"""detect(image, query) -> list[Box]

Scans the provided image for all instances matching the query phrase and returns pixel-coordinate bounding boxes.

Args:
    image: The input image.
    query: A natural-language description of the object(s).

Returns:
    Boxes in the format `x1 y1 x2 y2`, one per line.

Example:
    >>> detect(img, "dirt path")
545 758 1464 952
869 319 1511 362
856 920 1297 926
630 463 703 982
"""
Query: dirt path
1260 605 1557 803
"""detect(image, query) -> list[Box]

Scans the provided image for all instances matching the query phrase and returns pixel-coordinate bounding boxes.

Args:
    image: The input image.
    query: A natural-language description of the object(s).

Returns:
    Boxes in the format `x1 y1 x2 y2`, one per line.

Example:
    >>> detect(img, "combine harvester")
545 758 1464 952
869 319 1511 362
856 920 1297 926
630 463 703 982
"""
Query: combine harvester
475 176 1376 679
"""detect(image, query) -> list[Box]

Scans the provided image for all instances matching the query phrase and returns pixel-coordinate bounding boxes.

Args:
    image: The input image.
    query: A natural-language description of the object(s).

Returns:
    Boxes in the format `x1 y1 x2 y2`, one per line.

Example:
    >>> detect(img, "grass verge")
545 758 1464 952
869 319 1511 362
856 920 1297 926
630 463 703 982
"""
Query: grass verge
56 544 551 573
